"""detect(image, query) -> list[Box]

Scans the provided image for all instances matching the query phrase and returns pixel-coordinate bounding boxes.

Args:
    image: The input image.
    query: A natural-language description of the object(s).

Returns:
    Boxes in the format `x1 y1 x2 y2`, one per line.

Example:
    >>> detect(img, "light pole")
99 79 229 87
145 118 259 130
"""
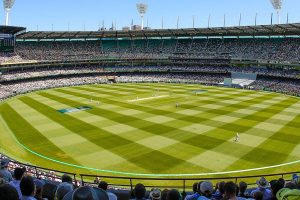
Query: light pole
270 0 282 24
136 3 148 30
3 0 15 26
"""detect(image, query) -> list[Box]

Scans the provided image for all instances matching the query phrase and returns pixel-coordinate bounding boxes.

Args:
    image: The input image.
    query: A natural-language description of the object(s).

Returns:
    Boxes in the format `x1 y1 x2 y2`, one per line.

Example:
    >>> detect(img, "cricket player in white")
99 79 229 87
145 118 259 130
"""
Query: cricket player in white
235 133 240 142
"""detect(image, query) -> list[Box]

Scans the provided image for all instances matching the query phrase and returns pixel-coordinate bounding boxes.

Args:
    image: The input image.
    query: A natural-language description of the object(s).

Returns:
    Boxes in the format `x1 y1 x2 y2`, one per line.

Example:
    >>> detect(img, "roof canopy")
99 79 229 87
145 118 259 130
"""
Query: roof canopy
16 23 300 40
0 26 26 35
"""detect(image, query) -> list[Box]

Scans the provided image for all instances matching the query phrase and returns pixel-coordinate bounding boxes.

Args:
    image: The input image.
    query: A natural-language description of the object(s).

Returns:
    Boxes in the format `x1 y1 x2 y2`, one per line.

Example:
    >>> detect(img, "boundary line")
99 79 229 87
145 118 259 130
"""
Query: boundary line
12 135 300 177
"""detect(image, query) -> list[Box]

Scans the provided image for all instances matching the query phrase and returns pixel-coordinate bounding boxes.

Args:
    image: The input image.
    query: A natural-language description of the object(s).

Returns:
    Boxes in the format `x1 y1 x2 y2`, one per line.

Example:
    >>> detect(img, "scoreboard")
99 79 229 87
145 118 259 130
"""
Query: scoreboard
0 34 15 52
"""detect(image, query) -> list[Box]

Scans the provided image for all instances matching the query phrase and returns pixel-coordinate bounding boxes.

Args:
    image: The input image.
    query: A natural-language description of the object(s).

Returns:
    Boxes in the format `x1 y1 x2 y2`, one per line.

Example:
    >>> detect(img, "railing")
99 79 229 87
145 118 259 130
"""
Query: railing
1 153 299 191
79 171 300 191
0 153 77 184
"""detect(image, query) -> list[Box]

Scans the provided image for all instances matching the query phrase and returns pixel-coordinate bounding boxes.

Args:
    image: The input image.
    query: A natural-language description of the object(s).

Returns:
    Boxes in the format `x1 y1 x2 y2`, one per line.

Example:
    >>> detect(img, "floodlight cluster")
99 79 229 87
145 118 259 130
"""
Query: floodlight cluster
3 0 15 10
136 3 148 15
270 0 282 10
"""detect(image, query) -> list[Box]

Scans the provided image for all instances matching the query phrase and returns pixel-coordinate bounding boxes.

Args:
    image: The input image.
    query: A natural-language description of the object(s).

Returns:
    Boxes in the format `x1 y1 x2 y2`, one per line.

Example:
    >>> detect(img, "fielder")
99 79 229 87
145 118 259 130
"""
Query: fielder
235 133 240 142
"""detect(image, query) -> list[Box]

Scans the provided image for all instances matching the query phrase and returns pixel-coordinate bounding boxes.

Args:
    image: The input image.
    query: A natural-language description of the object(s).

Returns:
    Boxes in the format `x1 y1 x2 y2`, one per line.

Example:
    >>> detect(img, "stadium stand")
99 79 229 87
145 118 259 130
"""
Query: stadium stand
1 23 300 200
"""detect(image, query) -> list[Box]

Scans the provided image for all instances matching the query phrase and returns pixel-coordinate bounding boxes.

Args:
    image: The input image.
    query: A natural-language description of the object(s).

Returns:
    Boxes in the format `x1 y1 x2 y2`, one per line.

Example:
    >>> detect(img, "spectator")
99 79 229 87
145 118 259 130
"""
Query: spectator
213 181 225 200
167 189 182 200
161 189 169 200
251 177 272 200
0 184 20 200
9 167 26 199
276 188 300 200
61 174 72 184
98 181 117 200
270 180 284 200
198 181 213 200
238 182 250 198
149 189 161 200
34 179 46 200
184 182 198 200
223 181 238 200
20 175 36 200
55 182 74 200
131 183 147 200
62 185 108 200
0 158 13 183
253 191 264 200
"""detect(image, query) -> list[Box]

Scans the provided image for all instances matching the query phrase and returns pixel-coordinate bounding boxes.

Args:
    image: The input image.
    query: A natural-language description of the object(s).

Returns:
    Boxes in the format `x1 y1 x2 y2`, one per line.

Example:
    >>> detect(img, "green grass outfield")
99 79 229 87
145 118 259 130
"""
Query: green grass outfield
0 83 300 180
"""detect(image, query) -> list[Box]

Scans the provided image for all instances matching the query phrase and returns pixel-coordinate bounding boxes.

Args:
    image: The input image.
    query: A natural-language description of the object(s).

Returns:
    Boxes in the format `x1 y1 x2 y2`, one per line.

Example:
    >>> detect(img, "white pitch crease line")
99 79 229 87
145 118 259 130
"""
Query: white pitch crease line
128 95 169 102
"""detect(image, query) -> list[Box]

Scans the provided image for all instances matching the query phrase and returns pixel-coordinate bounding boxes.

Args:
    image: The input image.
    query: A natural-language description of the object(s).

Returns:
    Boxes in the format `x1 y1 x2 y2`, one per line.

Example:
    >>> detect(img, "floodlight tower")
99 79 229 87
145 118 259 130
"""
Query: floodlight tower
3 0 15 26
270 0 282 24
136 3 148 30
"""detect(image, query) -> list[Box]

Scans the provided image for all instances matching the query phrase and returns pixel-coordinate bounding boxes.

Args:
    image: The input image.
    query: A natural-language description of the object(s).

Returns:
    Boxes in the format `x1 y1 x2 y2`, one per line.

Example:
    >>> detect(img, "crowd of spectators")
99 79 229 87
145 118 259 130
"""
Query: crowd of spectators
2 38 298 62
0 76 109 100
1 155 300 200
250 78 300 97
0 52 25 64
0 66 299 101
1 65 299 82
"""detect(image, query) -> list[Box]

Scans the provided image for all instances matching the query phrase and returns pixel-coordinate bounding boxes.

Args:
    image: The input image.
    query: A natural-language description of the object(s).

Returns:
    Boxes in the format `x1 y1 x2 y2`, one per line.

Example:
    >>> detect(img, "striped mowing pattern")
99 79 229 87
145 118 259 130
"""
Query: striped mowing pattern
0 83 300 176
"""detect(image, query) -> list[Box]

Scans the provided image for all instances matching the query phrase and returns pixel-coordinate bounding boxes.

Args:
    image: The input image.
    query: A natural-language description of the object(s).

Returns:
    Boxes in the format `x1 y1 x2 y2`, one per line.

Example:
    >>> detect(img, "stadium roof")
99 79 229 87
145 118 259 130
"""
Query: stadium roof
0 26 26 35
16 23 300 40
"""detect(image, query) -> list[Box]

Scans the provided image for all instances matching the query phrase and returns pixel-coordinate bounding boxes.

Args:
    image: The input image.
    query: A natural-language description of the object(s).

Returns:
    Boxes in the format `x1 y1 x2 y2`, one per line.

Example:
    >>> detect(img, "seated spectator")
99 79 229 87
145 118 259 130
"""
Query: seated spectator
149 189 161 200
253 191 264 200
276 188 300 200
55 182 74 200
9 167 26 199
213 181 225 200
238 181 250 198
270 180 284 200
293 178 300 189
98 181 117 200
20 175 36 200
223 181 238 200
0 158 13 183
161 189 169 200
198 181 213 200
184 182 198 200
62 185 108 200
0 184 20 200
131 183 147 200
251 177 272 200
167 189 182 200
34 179 46 200
284 182 297 190
61 174 73 184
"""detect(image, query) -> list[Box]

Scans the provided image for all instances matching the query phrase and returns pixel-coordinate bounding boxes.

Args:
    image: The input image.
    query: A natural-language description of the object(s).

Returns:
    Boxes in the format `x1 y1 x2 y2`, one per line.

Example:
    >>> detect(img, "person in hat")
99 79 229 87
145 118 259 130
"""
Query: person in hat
150 188 161 200
98 181 117 200
250 177 272 200
276 188 300 200
0 158 13 183
198 181 214 200
62 185 109 200
9 167 26 199
56 182 74 200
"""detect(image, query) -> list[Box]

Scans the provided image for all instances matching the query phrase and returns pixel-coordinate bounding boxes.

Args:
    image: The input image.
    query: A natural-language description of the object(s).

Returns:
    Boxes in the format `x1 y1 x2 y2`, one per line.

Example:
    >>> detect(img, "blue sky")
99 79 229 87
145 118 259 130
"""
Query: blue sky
1 0 299 31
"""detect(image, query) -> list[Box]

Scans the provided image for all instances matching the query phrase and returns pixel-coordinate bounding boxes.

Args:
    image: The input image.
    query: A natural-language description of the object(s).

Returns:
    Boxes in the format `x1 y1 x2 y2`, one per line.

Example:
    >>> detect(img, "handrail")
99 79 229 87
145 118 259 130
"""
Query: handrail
0 154 76 182
79 171 299 191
